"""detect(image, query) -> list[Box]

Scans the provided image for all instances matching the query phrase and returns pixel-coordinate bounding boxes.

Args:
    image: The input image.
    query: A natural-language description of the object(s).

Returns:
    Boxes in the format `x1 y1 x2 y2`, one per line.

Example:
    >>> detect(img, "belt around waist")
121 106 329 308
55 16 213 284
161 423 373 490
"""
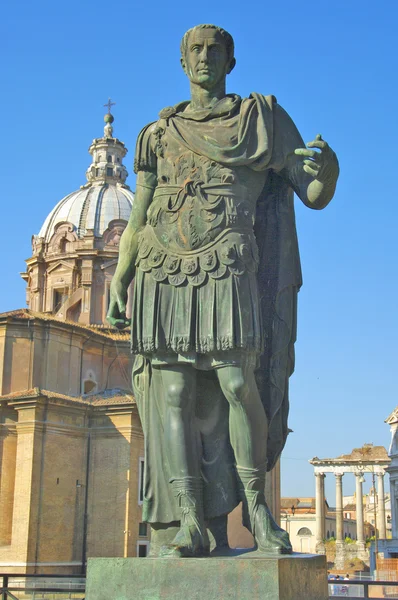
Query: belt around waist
153 181 247 199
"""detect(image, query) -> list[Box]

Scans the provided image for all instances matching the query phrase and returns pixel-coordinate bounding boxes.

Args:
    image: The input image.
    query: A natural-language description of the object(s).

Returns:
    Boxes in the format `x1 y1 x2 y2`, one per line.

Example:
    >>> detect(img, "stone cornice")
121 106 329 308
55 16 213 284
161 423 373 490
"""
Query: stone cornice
0 310 130 343
312 464 389 475
2 389 137 416
25 256 45 267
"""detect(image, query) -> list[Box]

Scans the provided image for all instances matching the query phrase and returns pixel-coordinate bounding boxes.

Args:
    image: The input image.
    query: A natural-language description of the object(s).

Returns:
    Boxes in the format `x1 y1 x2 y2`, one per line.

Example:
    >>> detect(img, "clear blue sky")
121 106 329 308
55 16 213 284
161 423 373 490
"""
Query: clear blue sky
2 0 397 505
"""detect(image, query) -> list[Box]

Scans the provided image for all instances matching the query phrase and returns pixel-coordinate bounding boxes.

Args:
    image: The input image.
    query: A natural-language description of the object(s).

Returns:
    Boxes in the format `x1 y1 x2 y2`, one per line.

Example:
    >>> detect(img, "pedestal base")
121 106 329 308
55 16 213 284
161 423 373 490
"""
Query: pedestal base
86 553 328 600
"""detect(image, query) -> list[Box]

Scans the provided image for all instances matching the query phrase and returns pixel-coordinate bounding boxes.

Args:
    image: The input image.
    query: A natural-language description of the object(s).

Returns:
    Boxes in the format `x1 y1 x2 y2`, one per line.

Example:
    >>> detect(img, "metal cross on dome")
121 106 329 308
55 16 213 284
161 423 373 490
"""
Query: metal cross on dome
104 98 116 113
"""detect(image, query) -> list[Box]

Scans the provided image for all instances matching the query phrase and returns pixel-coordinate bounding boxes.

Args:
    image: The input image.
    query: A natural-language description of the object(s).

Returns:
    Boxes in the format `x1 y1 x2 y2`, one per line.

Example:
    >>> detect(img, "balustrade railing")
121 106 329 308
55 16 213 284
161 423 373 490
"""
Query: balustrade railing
328 578 398 598
1 573 85 600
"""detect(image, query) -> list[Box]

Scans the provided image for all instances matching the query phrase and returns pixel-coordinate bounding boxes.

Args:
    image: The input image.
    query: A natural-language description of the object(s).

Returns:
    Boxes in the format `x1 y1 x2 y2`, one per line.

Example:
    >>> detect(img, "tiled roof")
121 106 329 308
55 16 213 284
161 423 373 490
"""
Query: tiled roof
0 309 130 341
0 387 135 406
281 497 315 509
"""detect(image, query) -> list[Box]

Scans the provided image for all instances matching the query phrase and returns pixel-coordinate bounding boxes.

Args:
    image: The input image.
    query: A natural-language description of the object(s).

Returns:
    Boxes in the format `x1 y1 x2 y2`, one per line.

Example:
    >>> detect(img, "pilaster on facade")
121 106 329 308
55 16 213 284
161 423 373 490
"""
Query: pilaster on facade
0 402 17 546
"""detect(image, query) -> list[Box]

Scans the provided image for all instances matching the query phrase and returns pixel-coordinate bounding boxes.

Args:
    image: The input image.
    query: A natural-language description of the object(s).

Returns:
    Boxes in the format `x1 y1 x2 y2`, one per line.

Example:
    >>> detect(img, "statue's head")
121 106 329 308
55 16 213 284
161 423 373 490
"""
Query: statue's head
180 24 236 89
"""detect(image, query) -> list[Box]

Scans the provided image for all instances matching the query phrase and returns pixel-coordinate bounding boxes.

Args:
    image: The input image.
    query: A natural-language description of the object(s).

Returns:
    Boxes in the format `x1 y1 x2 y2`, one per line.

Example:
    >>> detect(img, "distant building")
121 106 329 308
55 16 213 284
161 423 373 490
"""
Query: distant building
280 497 357 553
370 408 398 567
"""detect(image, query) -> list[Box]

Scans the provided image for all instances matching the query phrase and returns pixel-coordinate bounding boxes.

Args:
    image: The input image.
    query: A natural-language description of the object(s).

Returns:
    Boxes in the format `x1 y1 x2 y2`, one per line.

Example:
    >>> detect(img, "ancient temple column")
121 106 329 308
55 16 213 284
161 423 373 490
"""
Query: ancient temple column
335 473 344 543
377 472 387 539
315 472 326 553
355 472 366 554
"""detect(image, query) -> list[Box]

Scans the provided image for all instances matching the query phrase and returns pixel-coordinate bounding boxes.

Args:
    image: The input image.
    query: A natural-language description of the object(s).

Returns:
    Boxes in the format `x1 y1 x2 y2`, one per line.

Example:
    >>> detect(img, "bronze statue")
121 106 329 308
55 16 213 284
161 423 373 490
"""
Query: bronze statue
107 24 339 558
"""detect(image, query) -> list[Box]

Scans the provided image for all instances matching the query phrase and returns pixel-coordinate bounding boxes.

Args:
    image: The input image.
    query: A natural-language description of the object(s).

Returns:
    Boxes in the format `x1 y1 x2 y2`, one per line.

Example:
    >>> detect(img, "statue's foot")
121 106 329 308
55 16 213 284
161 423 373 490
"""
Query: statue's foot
159 524 210 558
209 542 232 557
251 504 292 554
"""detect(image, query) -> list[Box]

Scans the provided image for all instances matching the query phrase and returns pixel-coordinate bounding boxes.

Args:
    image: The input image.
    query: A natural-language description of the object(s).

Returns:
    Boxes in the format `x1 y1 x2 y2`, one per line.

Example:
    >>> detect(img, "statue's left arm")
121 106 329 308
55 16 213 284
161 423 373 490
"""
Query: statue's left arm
273 103 339 210
292 134 339 209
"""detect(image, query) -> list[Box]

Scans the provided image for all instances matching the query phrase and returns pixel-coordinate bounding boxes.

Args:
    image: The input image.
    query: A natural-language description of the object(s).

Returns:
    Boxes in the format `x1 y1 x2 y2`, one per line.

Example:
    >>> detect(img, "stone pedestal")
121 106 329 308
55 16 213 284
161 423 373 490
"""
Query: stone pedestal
86 554 328 600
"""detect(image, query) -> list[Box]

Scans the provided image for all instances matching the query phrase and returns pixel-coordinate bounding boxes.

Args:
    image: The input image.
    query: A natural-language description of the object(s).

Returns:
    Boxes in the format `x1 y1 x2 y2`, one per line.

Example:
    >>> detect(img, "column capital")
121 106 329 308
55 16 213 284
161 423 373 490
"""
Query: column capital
335 472 344 480
315 472 326 479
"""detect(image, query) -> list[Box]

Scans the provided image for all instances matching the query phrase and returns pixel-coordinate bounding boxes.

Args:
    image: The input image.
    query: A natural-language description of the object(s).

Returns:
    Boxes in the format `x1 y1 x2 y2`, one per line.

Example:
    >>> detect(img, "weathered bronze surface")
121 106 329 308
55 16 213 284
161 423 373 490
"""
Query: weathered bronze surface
107 24 339 558
86 555 329 600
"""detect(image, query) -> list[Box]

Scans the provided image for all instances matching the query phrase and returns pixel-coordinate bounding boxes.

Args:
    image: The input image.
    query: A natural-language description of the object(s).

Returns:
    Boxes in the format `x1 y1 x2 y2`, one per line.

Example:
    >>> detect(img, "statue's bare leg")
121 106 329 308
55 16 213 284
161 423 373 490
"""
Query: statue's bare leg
157 364 209 557
215 364 292 553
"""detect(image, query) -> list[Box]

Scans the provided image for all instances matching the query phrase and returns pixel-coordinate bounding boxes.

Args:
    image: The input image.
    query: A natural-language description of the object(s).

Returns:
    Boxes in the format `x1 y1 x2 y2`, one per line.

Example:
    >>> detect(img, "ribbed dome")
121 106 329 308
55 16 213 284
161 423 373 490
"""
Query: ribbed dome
38 183 134 241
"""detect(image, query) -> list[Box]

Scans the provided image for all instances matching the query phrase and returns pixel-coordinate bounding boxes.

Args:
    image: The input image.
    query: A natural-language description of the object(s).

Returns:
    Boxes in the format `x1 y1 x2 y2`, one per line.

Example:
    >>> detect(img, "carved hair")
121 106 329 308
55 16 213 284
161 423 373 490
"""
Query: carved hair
180 24 235 61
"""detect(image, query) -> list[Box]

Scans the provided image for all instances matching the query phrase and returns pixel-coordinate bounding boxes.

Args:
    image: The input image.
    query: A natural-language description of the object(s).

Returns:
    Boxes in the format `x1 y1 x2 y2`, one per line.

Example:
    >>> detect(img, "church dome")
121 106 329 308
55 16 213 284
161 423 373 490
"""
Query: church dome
23 103 135 326
36 105 133 242
38 184 133 241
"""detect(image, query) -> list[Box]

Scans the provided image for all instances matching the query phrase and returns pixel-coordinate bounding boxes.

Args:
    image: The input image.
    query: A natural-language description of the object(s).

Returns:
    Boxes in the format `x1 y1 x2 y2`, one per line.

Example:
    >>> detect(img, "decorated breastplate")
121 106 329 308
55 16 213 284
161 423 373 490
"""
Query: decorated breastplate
149 146 255 251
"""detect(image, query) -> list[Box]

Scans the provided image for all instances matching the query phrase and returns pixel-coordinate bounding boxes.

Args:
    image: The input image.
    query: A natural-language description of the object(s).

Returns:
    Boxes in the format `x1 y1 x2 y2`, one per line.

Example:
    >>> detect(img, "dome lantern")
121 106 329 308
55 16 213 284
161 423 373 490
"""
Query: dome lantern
86 99 128 185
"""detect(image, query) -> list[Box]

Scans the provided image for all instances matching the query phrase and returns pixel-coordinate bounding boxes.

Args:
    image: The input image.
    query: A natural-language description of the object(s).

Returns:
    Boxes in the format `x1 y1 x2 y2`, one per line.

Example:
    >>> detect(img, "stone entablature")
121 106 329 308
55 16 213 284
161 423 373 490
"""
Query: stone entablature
311 444 390 475
0 309 132 397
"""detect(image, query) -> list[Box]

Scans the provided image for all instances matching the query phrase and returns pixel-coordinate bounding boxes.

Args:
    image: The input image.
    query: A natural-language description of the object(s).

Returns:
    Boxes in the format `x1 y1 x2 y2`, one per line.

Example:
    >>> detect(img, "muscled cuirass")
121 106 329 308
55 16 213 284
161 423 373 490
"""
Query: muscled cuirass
136 126 267 287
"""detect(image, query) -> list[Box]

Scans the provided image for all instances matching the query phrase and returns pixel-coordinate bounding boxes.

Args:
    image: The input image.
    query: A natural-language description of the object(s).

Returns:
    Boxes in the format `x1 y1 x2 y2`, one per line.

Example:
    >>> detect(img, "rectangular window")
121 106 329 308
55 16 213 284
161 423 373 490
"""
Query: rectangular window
139 522 147 537
137 542 149 557
107 167 113 176
138 458 144 505
53 288 68 312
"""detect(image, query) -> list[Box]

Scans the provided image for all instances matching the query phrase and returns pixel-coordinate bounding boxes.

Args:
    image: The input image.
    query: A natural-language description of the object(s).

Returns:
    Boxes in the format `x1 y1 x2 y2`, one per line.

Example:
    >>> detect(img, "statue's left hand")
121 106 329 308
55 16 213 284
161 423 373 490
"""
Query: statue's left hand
294 134 339 182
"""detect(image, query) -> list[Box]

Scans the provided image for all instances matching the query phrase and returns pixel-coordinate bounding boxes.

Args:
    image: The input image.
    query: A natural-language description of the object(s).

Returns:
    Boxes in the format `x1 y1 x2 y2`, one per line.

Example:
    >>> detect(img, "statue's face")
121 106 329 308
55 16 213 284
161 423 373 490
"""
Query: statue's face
182 28 231 89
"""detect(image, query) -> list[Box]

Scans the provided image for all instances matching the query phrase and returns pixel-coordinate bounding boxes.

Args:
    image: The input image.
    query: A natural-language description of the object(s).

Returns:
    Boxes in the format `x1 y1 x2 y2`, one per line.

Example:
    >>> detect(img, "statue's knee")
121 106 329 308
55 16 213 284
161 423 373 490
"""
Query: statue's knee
221 373 248 404
165 381 189 409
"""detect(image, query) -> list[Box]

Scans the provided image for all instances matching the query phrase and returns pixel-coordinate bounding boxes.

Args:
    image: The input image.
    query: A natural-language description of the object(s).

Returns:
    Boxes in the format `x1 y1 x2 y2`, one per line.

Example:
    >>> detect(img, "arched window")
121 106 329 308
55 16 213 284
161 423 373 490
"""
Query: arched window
331 530 335 538
327 530 330 539
107 155 112 163
297 527 312 536
116 157 120 163
59 237 67 253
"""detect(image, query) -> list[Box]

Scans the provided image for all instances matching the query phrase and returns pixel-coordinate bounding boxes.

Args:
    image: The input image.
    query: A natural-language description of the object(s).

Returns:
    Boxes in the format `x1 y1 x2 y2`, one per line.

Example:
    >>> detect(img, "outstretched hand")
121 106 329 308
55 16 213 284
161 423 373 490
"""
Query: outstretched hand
294 134 339 182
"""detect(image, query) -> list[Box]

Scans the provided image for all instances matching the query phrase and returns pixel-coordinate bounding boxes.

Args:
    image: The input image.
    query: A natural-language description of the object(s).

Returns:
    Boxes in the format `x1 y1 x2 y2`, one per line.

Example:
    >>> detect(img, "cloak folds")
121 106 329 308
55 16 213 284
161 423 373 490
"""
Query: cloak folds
133 93 304 523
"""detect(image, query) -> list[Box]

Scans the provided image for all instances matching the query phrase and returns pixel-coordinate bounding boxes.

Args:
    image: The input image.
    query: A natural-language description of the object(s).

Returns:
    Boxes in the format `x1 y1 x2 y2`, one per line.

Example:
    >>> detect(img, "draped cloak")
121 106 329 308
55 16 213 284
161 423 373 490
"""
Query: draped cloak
132 94 305 523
